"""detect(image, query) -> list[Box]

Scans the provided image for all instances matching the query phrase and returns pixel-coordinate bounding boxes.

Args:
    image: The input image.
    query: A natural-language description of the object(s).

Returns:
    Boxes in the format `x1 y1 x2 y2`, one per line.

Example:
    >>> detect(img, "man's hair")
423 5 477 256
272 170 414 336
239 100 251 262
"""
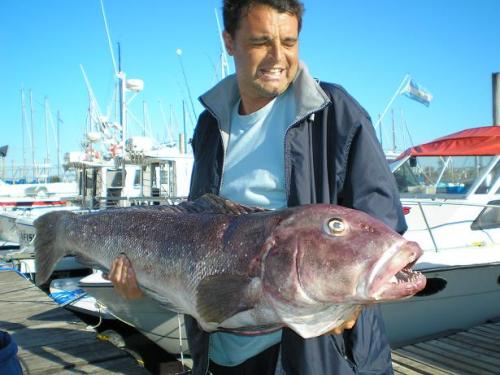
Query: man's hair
223 0 305 37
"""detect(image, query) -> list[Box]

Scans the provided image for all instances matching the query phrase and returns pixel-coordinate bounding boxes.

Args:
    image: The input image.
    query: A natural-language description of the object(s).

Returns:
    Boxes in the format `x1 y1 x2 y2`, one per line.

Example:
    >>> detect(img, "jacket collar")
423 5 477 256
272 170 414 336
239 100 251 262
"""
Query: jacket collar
198 61 331 136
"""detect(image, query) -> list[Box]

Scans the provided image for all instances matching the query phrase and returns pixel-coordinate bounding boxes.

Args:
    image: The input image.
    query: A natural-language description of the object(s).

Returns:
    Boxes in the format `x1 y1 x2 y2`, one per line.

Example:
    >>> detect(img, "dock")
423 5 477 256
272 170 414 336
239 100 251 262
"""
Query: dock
392 320 500 374
0 268 150 374
2 266 499 374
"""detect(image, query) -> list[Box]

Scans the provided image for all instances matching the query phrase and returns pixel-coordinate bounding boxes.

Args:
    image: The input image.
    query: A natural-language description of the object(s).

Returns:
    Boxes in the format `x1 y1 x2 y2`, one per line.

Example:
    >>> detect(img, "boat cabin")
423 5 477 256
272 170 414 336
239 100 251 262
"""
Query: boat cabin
390 126 500 252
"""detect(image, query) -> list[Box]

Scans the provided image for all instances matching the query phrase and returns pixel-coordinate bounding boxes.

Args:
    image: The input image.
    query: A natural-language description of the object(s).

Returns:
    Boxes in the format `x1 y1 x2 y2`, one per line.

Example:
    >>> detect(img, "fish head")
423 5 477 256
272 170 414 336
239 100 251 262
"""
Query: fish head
262 204 426 307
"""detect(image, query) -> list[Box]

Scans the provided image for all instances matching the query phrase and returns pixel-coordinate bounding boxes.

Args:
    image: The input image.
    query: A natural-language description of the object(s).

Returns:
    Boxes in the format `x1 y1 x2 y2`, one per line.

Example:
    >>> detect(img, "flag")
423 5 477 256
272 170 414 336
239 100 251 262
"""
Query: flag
0 145 7 157
400 79 433 106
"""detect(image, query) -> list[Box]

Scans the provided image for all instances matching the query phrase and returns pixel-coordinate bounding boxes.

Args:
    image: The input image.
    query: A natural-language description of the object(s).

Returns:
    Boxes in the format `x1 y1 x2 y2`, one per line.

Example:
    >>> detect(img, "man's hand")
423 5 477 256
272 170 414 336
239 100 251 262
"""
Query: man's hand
327 306 363 335
104 254 144 300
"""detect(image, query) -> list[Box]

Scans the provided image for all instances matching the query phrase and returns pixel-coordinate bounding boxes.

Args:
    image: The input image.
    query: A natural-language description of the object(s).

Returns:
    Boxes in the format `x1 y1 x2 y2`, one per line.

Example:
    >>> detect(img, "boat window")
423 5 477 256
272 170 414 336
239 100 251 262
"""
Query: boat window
475 161 499 194
471 200 500 230
159 161 176 197
107 170 123 188
133 169 141 187
394 156 495 197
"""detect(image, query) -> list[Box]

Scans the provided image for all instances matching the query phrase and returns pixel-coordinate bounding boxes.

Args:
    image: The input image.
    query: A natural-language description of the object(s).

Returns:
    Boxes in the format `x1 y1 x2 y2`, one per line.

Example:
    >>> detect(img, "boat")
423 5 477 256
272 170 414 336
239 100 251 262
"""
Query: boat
0 173 79 243
74 140 193 355
381 125 500 346
0 178 77 199
39 137 193 356
49 276 114 319
79 272 188 354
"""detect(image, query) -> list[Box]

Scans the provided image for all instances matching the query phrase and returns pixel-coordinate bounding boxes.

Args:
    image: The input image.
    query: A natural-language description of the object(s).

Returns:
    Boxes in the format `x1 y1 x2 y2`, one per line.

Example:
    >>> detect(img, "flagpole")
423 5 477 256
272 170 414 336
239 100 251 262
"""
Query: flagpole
373 74 410 130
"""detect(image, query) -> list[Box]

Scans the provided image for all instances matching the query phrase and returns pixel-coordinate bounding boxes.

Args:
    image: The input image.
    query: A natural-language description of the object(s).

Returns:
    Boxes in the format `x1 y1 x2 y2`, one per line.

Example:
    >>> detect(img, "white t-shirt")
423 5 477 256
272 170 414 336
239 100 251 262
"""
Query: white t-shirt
211 88 296 366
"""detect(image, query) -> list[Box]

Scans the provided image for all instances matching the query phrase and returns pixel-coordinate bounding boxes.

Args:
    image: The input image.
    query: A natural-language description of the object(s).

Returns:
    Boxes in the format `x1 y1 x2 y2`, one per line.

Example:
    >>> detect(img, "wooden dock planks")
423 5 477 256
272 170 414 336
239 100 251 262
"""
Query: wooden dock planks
392 320 500 374
2 267 499 374
0 269 150 374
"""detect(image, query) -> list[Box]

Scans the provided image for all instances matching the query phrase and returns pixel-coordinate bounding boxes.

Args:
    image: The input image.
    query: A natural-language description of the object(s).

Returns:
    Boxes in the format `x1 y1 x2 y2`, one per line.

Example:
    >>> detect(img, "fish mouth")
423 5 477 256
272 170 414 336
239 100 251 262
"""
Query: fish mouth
366 241 426 301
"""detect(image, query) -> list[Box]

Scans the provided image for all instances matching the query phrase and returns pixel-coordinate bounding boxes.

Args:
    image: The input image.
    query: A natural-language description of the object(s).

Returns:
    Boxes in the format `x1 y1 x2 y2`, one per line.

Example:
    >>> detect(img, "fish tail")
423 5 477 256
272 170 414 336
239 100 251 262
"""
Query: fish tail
34 210 75 286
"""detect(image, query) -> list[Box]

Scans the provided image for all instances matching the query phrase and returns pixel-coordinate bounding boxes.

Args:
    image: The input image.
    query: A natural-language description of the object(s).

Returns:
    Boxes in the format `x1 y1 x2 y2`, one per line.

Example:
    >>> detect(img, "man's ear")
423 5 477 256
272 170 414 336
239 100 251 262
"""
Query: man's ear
222 30 234 56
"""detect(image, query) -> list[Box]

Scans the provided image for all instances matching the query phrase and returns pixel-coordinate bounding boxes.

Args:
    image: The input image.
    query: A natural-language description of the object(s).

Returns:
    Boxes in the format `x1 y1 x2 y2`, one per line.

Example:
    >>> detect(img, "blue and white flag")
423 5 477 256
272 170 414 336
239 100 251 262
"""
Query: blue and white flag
400 79 433 106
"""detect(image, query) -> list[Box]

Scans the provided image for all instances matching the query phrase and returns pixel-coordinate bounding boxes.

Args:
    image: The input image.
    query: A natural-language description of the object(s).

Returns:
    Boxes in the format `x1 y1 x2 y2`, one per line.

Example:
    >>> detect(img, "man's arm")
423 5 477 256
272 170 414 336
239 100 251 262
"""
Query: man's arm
340 117 407 234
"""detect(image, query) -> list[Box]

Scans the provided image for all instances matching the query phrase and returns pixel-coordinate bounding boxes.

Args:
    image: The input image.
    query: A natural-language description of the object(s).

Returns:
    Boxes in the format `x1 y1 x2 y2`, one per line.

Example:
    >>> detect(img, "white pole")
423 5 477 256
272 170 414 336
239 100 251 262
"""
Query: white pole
119 71 127 150
21 88 28 179
373 74 410 130
176 49 198 123
493 73 500 125
44 97 50 168
99 0 118 76
30 90 35 181
215 8 229 79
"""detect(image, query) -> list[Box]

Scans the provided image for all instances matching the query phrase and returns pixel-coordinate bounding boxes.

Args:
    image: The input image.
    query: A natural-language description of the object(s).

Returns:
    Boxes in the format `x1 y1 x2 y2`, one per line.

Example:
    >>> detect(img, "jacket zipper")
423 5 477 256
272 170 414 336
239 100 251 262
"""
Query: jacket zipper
283 103 330 200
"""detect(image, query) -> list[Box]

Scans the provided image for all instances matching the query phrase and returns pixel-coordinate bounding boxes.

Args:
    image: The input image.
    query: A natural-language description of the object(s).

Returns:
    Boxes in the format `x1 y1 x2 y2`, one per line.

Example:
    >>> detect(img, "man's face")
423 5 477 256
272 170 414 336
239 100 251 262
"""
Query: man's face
223 4 299 114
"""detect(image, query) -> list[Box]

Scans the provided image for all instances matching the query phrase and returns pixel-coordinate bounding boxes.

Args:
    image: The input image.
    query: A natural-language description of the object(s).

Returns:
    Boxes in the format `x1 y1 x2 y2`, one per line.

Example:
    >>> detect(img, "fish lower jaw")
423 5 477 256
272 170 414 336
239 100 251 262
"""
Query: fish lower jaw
371 270 426 300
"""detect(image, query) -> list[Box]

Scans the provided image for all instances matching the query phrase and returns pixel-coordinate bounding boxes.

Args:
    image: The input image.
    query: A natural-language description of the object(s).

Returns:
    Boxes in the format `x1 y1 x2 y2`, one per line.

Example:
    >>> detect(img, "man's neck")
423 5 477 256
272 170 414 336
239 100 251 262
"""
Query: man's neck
239 95 276 115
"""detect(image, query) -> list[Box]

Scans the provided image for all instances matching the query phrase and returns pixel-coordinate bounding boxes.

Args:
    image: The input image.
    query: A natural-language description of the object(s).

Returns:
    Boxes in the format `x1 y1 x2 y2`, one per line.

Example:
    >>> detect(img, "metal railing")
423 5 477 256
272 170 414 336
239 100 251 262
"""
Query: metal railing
402 199 500 251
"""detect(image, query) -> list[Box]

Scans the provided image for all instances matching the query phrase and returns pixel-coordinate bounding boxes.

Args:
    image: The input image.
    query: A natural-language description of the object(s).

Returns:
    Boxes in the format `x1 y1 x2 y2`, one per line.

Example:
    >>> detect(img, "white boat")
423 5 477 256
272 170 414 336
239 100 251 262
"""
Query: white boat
381 125 500 346
79 272 188 355
49 276 114 319
0 176 79 243
48 141 193 355
0 178 78 198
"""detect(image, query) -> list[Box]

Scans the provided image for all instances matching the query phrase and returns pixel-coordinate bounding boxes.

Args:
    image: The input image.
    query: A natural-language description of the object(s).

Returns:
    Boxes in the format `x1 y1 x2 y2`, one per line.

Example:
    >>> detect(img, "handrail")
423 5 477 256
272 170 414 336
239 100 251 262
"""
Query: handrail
416 202 439 252
401 199 499 252
401 200 500 209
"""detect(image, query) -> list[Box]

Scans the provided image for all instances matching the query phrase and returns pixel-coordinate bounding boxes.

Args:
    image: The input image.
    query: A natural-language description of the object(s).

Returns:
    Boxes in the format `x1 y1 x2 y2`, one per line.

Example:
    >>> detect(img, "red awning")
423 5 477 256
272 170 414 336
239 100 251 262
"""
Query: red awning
396 126 500 159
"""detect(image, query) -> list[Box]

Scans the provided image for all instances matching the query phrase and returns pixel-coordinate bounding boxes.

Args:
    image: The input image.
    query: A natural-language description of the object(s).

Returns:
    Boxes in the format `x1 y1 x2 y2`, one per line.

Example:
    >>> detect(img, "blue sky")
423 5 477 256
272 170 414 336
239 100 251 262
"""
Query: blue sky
1 0 499 168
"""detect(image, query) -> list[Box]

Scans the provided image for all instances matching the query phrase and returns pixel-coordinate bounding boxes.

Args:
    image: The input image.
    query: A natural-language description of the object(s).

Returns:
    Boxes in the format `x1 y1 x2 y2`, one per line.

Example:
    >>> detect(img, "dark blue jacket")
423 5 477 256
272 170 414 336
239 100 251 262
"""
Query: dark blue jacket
187 64 406 374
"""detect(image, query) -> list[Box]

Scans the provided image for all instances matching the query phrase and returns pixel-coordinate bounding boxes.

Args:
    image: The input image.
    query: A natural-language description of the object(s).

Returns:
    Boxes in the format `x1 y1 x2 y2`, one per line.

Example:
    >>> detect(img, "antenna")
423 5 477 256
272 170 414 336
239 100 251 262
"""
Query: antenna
57 111 62 177
99 0 118 75
29 90 35 181
215 8 230 79
80 64 105 128
176 48 198 124
44 96 50 166
21 88 29 177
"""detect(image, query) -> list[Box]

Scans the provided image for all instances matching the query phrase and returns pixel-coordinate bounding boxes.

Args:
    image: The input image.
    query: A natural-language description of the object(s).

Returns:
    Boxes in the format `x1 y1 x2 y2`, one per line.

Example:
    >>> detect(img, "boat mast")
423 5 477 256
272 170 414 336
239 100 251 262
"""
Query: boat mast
44 97 50 173
493 73 500 126
29 90 35 181
215 8 230 79
57 110 61 177
176 48 197 125
391 108 396 152
21 88 27 180
118 42 126 150
377 114 383 149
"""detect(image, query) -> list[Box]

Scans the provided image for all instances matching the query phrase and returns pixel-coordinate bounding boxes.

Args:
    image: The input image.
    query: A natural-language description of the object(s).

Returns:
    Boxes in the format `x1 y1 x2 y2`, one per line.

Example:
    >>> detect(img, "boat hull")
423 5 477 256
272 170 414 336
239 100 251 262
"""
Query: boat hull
382 260 500 346
79 273 189 355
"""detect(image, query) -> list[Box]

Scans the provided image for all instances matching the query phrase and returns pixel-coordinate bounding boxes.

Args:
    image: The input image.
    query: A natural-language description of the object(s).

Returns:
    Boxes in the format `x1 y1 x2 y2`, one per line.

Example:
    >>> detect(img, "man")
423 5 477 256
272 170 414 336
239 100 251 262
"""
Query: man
110 0 406 374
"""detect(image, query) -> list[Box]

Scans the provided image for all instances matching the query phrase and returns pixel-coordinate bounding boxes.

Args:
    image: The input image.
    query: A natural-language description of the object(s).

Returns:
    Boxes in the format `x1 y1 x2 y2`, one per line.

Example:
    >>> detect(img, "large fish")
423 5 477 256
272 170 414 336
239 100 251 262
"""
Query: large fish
34 194 425 338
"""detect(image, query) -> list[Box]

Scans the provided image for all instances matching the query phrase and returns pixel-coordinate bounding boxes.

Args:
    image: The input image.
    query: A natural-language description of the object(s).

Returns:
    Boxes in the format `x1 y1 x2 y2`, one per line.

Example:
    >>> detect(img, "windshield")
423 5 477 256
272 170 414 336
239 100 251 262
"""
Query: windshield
393 155 496 196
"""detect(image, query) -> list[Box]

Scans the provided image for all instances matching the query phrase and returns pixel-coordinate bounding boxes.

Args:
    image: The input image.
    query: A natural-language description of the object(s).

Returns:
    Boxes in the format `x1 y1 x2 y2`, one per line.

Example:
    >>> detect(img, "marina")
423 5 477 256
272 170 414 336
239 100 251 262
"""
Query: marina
1 1 500 373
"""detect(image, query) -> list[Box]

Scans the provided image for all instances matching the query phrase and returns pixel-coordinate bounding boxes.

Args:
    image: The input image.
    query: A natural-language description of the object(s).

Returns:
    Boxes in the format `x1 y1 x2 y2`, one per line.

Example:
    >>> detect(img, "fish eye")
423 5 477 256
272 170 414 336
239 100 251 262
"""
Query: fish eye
326 218 346 236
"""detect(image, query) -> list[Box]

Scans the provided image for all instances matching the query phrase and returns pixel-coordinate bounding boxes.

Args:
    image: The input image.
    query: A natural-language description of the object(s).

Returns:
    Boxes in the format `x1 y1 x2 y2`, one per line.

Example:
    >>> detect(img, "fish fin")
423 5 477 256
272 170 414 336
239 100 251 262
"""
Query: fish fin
154 194 269 215
113 194 268 215
34 210 76 286
196 274 260 323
